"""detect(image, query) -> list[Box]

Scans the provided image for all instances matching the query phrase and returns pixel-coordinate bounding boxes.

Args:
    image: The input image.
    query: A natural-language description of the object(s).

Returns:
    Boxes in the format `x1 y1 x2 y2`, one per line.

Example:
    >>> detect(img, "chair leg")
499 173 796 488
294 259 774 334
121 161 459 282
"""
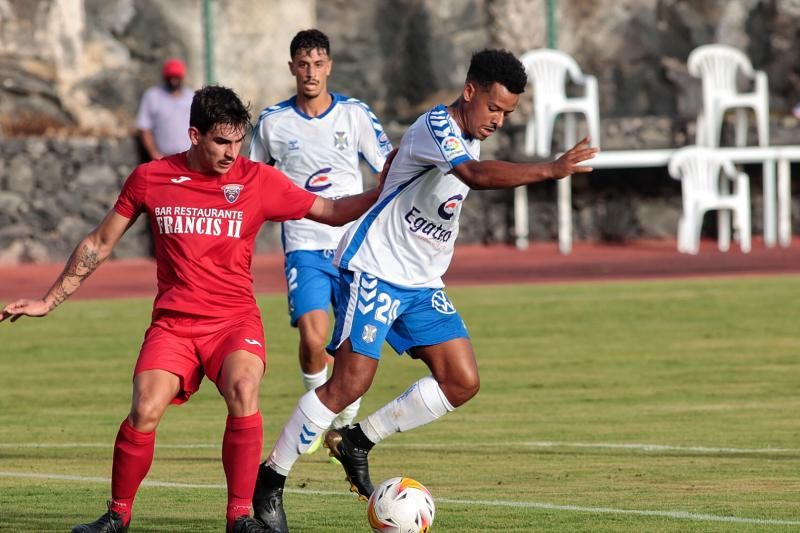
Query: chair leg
537 111 554 157
757 103 769 147
691 208 704 254
677 215 689 253
717 209 731 252
740 207 752 253
734 108 748 147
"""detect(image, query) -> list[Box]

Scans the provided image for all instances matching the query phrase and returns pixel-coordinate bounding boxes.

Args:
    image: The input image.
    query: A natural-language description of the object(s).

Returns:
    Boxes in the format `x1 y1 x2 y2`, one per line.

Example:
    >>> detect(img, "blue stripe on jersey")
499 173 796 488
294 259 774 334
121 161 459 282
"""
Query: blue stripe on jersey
338 93 387 142
257 98 294 121
291 94 338 120
339 166 434 270
424 106 473 167
251 99 294 157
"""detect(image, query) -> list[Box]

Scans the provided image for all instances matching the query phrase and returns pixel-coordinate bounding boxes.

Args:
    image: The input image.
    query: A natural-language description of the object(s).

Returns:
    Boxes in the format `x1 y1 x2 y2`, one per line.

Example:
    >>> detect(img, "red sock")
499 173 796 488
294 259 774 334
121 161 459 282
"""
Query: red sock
109 418 155 524
223 412 263 527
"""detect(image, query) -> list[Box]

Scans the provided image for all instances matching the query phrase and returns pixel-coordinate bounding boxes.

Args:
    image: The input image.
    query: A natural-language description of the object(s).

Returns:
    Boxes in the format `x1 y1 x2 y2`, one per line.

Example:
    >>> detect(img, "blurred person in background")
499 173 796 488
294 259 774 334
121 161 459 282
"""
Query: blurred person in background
136 58 194 160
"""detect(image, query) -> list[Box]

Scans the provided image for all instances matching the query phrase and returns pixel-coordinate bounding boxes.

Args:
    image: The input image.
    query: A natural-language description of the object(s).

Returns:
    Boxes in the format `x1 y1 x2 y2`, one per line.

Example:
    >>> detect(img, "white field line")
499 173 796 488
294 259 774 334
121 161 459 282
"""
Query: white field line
0 470 798 526
1 440 799 454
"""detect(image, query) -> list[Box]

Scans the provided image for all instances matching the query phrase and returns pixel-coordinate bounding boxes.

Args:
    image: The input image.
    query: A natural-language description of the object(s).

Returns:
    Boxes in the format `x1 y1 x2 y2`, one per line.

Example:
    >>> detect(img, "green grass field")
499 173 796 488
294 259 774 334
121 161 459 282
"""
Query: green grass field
2 276 800 532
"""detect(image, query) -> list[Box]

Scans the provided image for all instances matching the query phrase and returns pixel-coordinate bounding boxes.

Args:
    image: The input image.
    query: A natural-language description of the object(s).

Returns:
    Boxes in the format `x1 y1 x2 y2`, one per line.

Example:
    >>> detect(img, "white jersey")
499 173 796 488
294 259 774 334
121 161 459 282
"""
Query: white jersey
334 104 479 288
250 93 392 252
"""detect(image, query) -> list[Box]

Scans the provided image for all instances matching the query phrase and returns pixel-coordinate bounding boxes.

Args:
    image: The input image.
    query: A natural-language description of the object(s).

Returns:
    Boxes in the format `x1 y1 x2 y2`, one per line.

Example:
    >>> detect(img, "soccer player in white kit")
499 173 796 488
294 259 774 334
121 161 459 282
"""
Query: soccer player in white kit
252 49 598 532
250 30 392 445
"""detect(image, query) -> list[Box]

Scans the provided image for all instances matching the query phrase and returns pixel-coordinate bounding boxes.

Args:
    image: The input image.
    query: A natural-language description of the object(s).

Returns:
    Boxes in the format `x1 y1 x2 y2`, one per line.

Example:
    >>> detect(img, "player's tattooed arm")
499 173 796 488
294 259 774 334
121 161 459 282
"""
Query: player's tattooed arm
1 209 134 323
452 137 598 190
44 243 103 311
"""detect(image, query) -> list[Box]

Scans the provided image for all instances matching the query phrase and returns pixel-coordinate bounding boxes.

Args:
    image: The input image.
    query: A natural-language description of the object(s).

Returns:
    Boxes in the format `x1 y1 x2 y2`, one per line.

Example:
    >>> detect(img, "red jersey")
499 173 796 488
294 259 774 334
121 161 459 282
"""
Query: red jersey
114 153 316 318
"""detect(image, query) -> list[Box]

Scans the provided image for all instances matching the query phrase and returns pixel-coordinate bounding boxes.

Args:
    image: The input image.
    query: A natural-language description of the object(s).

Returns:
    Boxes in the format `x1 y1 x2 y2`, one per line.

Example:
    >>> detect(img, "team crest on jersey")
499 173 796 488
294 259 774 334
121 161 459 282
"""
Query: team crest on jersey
222 184 244 203
305 167 333 192
431 290 456 314
334 131 349 150
437 194 464 220
288 139 300 151
362 324 377 343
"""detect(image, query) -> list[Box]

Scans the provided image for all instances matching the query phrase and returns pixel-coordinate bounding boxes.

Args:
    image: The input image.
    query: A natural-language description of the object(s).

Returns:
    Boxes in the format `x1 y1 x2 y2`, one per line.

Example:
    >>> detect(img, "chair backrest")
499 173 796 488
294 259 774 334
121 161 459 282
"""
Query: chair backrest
519 49 585 105
668 146 736 196
687 44 754 96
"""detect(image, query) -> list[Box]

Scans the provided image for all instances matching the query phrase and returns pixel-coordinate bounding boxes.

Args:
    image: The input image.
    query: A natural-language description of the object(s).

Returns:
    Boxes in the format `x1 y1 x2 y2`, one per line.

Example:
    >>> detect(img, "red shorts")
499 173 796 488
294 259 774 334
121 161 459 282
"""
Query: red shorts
134 311 267 404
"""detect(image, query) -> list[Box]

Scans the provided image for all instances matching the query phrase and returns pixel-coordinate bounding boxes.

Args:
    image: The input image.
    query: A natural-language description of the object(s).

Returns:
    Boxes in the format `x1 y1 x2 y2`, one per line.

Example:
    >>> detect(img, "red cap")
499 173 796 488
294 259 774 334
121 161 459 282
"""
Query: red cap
162 58 186 79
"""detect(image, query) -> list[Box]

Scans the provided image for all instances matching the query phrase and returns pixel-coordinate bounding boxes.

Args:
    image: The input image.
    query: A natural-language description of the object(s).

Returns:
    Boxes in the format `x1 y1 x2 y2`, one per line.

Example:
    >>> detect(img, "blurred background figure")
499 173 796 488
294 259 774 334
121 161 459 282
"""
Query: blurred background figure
136 58 193 160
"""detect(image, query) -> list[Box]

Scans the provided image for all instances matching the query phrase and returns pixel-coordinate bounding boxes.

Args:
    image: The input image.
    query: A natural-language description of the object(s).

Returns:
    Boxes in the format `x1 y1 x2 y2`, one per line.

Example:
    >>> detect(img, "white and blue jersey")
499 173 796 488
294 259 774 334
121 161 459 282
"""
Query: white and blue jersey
327 105 476 358
333 104 479 288
250 92 392 253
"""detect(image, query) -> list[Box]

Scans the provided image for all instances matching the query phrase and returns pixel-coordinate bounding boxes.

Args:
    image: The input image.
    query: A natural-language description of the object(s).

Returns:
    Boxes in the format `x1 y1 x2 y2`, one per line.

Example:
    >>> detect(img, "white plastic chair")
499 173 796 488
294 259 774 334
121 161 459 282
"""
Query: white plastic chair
668 146 751 254
687 44 769 147
519 49 600 157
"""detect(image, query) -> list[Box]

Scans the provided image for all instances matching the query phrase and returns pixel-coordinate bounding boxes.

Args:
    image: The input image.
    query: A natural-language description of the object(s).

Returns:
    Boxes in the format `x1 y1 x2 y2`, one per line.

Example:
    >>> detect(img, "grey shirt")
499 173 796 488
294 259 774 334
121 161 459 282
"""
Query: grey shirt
136 86 193 156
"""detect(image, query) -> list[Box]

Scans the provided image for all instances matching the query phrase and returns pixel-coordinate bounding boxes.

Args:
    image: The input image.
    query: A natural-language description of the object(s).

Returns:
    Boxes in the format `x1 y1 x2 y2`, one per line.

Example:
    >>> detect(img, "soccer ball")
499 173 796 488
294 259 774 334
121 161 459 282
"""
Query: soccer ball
367 476 435 533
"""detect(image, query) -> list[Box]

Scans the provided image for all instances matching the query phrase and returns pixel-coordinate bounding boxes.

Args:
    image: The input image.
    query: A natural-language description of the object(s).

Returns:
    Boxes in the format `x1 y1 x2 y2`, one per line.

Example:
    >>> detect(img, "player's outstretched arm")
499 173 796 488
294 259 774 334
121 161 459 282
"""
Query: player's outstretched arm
306 148 397 227
1 210 134 323
452 137 598 190
306 187 381 227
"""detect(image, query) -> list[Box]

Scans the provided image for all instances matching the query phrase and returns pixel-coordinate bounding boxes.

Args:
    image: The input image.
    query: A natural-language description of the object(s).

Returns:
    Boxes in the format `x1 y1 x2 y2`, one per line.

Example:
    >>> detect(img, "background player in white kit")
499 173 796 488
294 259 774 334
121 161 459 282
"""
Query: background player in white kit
251 49 598 532
249 29 392 447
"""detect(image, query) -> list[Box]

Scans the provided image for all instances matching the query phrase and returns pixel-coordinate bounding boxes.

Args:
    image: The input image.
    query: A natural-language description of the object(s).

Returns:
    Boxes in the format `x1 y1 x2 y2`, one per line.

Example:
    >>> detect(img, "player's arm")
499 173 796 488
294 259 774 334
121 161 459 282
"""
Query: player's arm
452 137 598 190
1 209 136 322
306 148 397 226
306 188 381 227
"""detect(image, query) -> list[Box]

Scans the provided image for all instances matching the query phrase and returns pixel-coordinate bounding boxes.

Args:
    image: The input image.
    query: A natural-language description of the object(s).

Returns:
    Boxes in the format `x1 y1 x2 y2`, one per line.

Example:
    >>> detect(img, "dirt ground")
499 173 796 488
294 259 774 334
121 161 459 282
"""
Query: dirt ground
2 237 798 303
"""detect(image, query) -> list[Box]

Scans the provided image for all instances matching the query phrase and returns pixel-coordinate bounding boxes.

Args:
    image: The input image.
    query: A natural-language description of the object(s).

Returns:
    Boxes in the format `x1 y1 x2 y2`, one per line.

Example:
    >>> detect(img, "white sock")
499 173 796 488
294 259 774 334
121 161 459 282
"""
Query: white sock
301 366 328 391
267 390 337 475
332 397 362 429
361 376 455 445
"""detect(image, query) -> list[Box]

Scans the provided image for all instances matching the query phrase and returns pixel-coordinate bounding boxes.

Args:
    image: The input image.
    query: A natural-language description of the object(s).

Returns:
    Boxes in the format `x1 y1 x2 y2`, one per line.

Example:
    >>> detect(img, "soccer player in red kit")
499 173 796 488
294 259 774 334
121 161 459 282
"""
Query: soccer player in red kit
1 86 387 533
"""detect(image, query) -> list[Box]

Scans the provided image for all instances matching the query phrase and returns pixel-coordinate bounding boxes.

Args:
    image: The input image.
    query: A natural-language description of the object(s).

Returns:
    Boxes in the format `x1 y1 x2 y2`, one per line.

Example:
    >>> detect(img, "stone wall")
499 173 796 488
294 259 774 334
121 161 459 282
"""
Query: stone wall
3 0 800 263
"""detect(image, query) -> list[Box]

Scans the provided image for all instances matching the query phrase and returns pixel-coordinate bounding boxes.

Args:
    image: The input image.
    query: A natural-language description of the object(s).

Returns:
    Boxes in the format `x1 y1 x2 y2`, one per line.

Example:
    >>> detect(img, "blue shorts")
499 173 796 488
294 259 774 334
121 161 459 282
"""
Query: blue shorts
327 270 469 359
285 250 340 327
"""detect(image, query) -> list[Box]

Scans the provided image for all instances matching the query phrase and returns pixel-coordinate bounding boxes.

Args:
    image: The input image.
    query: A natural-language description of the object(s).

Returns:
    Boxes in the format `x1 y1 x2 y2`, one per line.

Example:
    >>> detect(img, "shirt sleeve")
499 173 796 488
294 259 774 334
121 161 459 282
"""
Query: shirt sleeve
135 88 155 131
259 164 317 222
410 112 474 174
114 164 147 219
248 112 272 164
355 102 393 173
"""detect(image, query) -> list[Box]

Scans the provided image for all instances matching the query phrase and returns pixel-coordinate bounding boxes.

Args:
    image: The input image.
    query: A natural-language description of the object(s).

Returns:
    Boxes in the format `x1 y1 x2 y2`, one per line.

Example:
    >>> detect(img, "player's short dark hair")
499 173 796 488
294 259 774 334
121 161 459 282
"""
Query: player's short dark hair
290 29 330 59
466 49 527 95
190 85 251 134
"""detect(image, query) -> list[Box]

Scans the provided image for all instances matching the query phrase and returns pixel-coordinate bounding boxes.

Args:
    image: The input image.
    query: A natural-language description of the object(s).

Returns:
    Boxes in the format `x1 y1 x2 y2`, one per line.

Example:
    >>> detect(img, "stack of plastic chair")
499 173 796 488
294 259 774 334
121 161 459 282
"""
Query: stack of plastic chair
518 49 600 253
668 146 751 254
688 44 769 148
520 48 600 158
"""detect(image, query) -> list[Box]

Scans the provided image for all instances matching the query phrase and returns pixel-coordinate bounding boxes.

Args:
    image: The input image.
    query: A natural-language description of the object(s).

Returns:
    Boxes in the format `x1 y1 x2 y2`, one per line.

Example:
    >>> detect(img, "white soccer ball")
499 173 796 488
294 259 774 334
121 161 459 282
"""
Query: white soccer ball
367 476 435 533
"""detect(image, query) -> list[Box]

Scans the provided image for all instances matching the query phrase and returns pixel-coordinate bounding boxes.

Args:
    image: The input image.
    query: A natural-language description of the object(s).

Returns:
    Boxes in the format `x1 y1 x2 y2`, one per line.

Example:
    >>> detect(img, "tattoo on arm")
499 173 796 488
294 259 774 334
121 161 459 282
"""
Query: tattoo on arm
46 243 103 311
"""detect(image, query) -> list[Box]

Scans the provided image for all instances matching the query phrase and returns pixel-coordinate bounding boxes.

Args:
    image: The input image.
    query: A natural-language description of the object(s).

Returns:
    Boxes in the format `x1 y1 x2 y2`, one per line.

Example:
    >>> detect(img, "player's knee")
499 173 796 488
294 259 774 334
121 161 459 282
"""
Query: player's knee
445 373 480 407
298 332 326 361
129 400 166 432
222 375 260 409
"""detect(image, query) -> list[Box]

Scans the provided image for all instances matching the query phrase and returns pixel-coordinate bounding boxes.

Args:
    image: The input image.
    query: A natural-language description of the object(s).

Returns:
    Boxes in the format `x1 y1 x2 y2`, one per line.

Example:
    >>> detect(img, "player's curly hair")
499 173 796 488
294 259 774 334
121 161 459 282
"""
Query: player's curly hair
290 29 330 58
190 85 251 134
466 49 527 94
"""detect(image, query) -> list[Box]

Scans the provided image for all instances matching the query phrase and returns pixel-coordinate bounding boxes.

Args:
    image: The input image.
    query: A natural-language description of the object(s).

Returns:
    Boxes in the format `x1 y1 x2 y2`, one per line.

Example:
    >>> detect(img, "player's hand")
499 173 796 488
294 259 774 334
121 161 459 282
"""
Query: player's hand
550 137 598 178
378 148 398 189
1 299 51 323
